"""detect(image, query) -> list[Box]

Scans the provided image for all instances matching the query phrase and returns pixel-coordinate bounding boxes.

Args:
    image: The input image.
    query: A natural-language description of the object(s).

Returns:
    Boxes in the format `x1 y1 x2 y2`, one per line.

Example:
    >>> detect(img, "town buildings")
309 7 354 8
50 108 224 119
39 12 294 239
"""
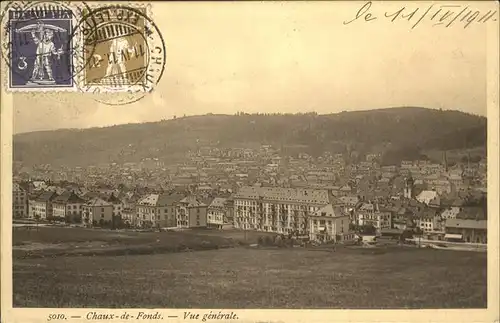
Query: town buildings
11 143 488 245
28 191 58 220
355 202 392 232
309 204 353 242
135 192 184 228
176 196 207 228
82 198 113 227
207 197 228 228
233 186 332 234
445 219 487 243
12 183 28 218
52 191 86 223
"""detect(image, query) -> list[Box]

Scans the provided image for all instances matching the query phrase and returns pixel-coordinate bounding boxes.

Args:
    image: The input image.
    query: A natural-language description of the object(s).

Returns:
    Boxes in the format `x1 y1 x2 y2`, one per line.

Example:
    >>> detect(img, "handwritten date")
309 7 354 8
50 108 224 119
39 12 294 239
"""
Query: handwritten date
343 1 497 29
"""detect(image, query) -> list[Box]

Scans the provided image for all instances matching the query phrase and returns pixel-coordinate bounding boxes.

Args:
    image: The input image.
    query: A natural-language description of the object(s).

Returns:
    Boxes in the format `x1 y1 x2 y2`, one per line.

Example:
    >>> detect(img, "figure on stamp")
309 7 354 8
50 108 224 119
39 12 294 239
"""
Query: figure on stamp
16 21 65 85
105 37 135 83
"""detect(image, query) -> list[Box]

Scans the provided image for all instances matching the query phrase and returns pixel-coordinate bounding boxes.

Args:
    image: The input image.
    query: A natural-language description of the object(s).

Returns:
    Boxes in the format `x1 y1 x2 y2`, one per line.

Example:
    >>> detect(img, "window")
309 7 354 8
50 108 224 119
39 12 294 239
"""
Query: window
197 208 200 213
101 207 104 212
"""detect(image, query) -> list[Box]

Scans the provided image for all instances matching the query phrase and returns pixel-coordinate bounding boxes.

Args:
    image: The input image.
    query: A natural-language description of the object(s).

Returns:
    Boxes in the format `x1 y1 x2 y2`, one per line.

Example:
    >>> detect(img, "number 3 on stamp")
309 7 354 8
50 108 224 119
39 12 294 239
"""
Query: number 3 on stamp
2 1 84 90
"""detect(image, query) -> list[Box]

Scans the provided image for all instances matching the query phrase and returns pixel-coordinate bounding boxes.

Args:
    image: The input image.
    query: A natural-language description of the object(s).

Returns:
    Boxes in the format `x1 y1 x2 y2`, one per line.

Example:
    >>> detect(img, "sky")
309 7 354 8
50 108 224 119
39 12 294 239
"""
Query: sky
12 1 493 134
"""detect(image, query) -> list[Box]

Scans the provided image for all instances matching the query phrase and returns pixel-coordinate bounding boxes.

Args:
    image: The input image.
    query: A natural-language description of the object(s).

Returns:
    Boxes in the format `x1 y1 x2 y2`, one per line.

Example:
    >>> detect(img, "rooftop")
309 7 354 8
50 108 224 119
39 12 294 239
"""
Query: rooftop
234 186 331 205
445 218 487 230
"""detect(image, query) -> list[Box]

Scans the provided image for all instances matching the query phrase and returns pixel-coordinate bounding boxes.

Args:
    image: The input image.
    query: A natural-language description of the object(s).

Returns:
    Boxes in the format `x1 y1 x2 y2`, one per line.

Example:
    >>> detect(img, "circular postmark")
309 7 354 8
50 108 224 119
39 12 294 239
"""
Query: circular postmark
0 1 93 88
73 4 166 105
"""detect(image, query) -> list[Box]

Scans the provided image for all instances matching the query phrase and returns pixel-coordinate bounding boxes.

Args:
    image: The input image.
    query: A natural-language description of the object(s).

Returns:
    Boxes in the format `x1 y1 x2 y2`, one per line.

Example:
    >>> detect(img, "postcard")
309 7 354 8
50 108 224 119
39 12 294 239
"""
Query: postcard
1 1 499 323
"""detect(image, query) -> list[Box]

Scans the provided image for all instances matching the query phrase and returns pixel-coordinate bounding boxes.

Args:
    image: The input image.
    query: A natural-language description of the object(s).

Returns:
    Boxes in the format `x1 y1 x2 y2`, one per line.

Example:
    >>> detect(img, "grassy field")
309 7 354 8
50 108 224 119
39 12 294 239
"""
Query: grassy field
12 226 274 258
13 246 487 308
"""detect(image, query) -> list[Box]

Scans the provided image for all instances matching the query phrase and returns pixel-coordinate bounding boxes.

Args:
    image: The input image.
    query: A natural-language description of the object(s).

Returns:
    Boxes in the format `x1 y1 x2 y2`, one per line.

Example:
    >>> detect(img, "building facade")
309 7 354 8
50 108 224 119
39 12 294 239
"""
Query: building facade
309 204 353 242
135 192 184 228
12 183 28 218
28 191 58 220
445 219 487 243
82 198 114 227
207 197 228 229
176 196 207 228
233 186 332 234
356 203 392 231
52 191 85 223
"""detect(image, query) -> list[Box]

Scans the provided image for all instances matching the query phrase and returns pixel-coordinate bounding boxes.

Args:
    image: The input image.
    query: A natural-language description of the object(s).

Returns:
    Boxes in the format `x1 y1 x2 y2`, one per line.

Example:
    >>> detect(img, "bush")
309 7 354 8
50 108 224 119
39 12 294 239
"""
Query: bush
274 235 284 248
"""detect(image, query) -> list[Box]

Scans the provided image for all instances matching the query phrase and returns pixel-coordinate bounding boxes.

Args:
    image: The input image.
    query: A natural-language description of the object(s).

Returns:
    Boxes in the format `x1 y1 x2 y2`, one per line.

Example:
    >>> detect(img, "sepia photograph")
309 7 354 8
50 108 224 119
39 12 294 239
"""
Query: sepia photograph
1 0 499 322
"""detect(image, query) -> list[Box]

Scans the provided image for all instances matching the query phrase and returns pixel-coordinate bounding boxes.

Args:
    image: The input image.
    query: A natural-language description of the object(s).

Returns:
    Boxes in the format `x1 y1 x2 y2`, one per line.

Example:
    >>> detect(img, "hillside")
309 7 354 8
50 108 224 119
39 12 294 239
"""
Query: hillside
13 107 487 167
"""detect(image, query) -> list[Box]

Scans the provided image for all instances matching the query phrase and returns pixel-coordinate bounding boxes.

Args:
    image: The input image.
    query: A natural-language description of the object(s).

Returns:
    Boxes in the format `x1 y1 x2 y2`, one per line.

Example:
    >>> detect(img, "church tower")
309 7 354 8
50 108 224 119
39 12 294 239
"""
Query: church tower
404 175 414 199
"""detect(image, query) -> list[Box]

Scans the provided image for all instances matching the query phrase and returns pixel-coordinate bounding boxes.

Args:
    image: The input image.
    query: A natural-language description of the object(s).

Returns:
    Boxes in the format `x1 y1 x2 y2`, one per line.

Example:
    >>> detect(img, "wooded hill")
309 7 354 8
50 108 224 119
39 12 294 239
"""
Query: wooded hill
14 107 486 167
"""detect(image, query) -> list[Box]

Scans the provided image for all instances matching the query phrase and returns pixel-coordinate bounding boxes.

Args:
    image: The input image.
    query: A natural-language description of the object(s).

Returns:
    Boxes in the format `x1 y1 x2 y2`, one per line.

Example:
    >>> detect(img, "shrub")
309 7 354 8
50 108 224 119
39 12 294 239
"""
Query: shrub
264 236 273 246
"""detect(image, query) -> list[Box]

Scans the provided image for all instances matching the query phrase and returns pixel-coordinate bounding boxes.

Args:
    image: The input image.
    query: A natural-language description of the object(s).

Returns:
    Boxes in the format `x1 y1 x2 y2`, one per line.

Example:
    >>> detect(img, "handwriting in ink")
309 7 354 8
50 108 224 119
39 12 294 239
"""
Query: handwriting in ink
344 1 497 29
343 1 377 25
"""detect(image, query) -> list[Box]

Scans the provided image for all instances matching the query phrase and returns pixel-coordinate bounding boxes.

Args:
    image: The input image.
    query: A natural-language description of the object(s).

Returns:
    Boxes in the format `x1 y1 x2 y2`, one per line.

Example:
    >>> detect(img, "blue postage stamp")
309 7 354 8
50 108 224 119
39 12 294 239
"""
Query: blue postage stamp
8 8 74 89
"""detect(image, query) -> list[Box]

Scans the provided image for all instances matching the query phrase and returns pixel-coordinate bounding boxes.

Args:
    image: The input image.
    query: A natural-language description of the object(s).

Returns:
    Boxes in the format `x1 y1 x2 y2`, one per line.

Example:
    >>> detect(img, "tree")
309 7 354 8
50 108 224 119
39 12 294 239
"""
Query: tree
400 229 413 242
302 210 311 236
257 236 264 246
360 224 376 235
470 155 482 163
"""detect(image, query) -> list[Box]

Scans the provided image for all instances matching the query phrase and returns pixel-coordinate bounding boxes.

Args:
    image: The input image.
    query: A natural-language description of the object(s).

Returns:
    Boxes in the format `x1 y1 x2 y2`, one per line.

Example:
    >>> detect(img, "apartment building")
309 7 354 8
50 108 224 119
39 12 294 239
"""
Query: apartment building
28 191 58 220
12 182 28 218
82 198 113 226
176 196 207 228
106 194 124 218
207 197 228 229
52 191 86 223
135 192 184 228
233 186 332 234
309 204 353 242
356 202 392 231
415 210 441 233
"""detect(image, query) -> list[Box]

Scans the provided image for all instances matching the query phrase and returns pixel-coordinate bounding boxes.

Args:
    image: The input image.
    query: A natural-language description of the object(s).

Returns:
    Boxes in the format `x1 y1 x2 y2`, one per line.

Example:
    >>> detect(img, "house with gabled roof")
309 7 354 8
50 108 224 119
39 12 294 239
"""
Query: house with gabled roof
136 192 185 228
445 218 487 243
28 190 58 220
416 190 440 206
176 195 208 228
52 191 86 223
207 197 228 229
309 204 354 242
82 198 113 227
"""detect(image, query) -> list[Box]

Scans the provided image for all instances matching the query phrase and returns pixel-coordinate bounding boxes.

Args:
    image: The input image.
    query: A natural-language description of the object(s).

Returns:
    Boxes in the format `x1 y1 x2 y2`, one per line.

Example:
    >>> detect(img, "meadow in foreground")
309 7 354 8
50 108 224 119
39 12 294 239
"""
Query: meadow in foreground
13 246 487 308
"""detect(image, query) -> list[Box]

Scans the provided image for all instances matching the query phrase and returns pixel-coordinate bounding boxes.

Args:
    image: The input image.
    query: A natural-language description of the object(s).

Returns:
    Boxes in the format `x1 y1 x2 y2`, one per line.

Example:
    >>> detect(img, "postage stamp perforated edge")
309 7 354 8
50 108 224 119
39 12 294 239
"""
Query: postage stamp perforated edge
75 2 158 96
0 1 156 94
0 1 89 93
